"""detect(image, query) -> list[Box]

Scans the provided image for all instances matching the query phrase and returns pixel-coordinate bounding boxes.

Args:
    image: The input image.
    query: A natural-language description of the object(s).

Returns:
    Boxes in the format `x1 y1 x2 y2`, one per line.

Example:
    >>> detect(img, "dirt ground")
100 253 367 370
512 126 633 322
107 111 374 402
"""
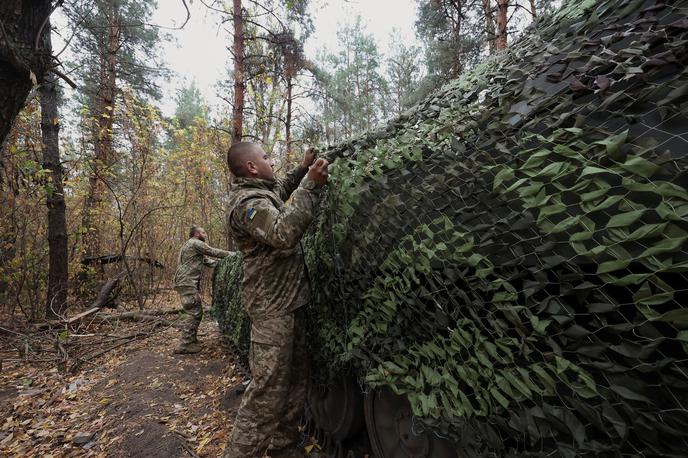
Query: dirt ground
0 293 318 457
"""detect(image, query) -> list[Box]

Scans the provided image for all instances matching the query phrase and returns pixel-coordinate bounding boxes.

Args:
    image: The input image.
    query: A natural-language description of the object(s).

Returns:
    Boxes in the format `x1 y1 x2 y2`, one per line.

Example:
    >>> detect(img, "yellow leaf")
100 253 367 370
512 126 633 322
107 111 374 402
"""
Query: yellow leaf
196 436 211 453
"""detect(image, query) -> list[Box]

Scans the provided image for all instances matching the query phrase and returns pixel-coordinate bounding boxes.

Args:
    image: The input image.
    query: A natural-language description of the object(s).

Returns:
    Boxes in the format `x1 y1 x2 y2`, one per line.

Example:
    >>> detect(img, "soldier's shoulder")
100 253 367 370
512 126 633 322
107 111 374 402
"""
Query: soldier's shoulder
229 188 266 213
232 195 273 229
187 238 207 249
233 192 273 217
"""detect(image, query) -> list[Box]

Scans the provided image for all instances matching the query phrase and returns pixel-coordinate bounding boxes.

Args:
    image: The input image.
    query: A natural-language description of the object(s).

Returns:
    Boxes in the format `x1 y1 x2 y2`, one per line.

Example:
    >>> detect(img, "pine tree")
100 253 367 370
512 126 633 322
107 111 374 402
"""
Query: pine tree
386 31 423 115
415 0 484 85
213 0 313 162
67 0 166 260
316 16 388 141
174 81 207 129
39 18 69 317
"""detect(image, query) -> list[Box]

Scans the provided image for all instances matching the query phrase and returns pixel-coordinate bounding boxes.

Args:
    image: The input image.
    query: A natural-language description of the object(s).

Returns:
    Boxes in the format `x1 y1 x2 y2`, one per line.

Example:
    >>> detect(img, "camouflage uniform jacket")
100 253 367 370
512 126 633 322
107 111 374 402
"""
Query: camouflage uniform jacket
174 238 232 289
227 166 321 324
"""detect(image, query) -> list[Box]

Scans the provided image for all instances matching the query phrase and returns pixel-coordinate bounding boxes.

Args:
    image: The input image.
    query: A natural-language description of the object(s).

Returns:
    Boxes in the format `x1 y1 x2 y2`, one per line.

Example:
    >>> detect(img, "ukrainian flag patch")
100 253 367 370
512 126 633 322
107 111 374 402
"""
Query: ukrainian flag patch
246 208 257 222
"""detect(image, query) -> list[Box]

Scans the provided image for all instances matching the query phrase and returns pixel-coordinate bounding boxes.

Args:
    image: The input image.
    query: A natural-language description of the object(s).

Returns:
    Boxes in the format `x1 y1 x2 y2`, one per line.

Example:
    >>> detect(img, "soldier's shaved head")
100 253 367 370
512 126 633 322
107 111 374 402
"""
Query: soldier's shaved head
228 141 275 181
227 142 262 177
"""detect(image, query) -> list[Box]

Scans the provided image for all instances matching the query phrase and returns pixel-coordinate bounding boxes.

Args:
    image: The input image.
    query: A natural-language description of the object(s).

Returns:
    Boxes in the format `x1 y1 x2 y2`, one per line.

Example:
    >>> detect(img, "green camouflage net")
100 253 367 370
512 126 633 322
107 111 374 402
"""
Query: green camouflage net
212 253 249 366
214 0 688 454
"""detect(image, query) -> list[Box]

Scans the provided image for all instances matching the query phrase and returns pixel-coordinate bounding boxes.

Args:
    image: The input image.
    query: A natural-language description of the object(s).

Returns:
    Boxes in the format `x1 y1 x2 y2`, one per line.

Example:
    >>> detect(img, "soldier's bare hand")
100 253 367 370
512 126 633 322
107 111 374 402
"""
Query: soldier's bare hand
301 147 316 168
307 158 329 186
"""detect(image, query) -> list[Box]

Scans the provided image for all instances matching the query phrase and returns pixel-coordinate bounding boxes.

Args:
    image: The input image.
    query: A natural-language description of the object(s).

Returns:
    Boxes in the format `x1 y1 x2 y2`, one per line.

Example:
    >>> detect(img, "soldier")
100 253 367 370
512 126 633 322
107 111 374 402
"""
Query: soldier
174 225 233 354
223 142 328 458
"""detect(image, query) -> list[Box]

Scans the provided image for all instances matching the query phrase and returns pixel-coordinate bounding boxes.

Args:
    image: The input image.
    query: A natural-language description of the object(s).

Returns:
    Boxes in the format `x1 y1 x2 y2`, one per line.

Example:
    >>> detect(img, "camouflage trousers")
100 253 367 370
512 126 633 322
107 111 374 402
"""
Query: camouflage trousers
223 308 308 458
176 286 203 344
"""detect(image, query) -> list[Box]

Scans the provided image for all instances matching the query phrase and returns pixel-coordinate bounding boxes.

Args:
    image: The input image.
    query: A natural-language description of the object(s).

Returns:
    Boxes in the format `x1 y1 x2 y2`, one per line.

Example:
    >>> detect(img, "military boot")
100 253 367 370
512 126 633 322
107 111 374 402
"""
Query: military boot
173 342 202 354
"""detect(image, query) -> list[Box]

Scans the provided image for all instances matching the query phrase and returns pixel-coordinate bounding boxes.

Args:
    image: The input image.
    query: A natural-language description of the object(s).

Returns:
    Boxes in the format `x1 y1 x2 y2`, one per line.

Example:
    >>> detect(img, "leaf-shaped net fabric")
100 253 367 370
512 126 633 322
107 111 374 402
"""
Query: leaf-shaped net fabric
214 0 688 455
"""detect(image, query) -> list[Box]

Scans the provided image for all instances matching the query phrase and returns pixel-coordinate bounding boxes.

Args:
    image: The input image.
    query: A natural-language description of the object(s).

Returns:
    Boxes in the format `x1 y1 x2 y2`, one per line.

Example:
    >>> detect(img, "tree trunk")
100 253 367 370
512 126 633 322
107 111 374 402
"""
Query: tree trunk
496 0 509 51
81 6 120 259
529 0 537 18
0 0 53 150
231 0 245 145
483 0 496 54
285 75 293 161
39 24 68 318
450 3 462 78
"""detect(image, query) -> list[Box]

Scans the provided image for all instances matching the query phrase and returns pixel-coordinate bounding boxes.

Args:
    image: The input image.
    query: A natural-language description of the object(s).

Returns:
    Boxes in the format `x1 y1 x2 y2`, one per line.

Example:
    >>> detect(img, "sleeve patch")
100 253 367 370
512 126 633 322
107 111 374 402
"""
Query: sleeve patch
246 208 257 222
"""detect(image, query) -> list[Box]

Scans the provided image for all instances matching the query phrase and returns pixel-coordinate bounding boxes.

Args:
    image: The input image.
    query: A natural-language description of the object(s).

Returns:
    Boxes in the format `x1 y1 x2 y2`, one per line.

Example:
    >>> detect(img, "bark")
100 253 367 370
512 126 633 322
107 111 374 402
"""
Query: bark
530 0 537 18
34 306 102 330
0 0 53 150
231 0 245 145
496 0 509 51
285 76 293 161
35 305 183 330
276 30 300 156
448 0 462 78
81 5 120 258
39 23 68 318
483 0 496 54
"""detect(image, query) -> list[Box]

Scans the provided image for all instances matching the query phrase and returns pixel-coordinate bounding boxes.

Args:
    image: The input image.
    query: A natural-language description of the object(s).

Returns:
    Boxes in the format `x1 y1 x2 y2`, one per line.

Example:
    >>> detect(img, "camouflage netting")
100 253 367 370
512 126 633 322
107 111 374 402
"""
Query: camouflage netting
212 254 250 366
214 0 688 455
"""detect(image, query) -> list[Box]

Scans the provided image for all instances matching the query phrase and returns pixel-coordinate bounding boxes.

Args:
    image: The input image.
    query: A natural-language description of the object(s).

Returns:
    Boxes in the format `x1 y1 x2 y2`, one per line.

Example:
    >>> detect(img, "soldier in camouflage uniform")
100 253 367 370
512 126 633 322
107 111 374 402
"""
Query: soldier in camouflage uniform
174 226 233 354
223 142 329 458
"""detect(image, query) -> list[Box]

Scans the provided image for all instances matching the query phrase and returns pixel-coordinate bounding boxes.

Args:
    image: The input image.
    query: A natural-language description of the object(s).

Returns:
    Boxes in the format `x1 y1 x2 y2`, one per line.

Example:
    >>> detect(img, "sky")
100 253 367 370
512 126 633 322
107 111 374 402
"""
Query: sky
152 0 419 117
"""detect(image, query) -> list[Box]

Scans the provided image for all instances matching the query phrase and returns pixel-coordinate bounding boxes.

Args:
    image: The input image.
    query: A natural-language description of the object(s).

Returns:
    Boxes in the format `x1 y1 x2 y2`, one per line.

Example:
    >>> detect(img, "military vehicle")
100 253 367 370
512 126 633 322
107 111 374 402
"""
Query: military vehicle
214 0 688 455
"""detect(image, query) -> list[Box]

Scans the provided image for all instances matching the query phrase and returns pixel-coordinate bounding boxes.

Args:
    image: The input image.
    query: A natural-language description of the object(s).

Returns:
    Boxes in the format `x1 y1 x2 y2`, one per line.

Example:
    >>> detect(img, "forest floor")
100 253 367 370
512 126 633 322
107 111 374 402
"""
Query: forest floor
0 292 319 457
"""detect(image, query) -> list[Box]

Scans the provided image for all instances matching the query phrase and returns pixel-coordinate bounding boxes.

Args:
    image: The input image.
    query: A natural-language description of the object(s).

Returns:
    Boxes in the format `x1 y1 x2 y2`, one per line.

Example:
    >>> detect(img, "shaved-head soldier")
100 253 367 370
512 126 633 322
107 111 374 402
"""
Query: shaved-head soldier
223 142 328 458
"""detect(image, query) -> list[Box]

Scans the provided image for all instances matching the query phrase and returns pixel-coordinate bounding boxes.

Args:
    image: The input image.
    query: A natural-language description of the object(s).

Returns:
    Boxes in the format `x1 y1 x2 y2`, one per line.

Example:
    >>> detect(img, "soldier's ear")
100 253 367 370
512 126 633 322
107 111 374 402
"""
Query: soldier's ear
246 160 258 177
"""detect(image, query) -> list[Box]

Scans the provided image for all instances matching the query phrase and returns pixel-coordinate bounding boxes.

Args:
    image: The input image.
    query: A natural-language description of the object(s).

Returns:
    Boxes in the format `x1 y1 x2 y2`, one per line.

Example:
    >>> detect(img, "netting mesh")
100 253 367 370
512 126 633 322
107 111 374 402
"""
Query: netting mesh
212 254 250 362
214 0 688 454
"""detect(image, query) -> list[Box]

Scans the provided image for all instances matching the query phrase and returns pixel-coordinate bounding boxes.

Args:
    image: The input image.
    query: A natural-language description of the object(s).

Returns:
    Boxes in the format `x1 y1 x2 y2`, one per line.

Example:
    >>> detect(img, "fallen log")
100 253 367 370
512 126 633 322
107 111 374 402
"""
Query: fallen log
33 269 163 329
94 309 183 321
35 308 184 330
91 271 126 309
34 306 102 330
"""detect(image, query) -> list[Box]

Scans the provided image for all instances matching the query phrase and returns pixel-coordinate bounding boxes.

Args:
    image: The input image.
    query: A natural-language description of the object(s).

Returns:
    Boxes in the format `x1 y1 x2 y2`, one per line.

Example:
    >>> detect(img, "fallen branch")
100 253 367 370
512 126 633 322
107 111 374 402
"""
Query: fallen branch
33 306 182 335
34 306 101 330
0 325 29 337
100 309 182 318
92 272 126 309
93 309 183 325
69 337 138 373
33 271 129 329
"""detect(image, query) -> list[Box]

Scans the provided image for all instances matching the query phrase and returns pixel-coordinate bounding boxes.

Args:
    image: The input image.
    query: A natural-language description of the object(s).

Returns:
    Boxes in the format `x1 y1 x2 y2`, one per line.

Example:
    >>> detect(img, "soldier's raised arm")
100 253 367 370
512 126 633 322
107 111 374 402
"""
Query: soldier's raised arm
191 239 231 259
274 147 315 201
233 179 320 250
